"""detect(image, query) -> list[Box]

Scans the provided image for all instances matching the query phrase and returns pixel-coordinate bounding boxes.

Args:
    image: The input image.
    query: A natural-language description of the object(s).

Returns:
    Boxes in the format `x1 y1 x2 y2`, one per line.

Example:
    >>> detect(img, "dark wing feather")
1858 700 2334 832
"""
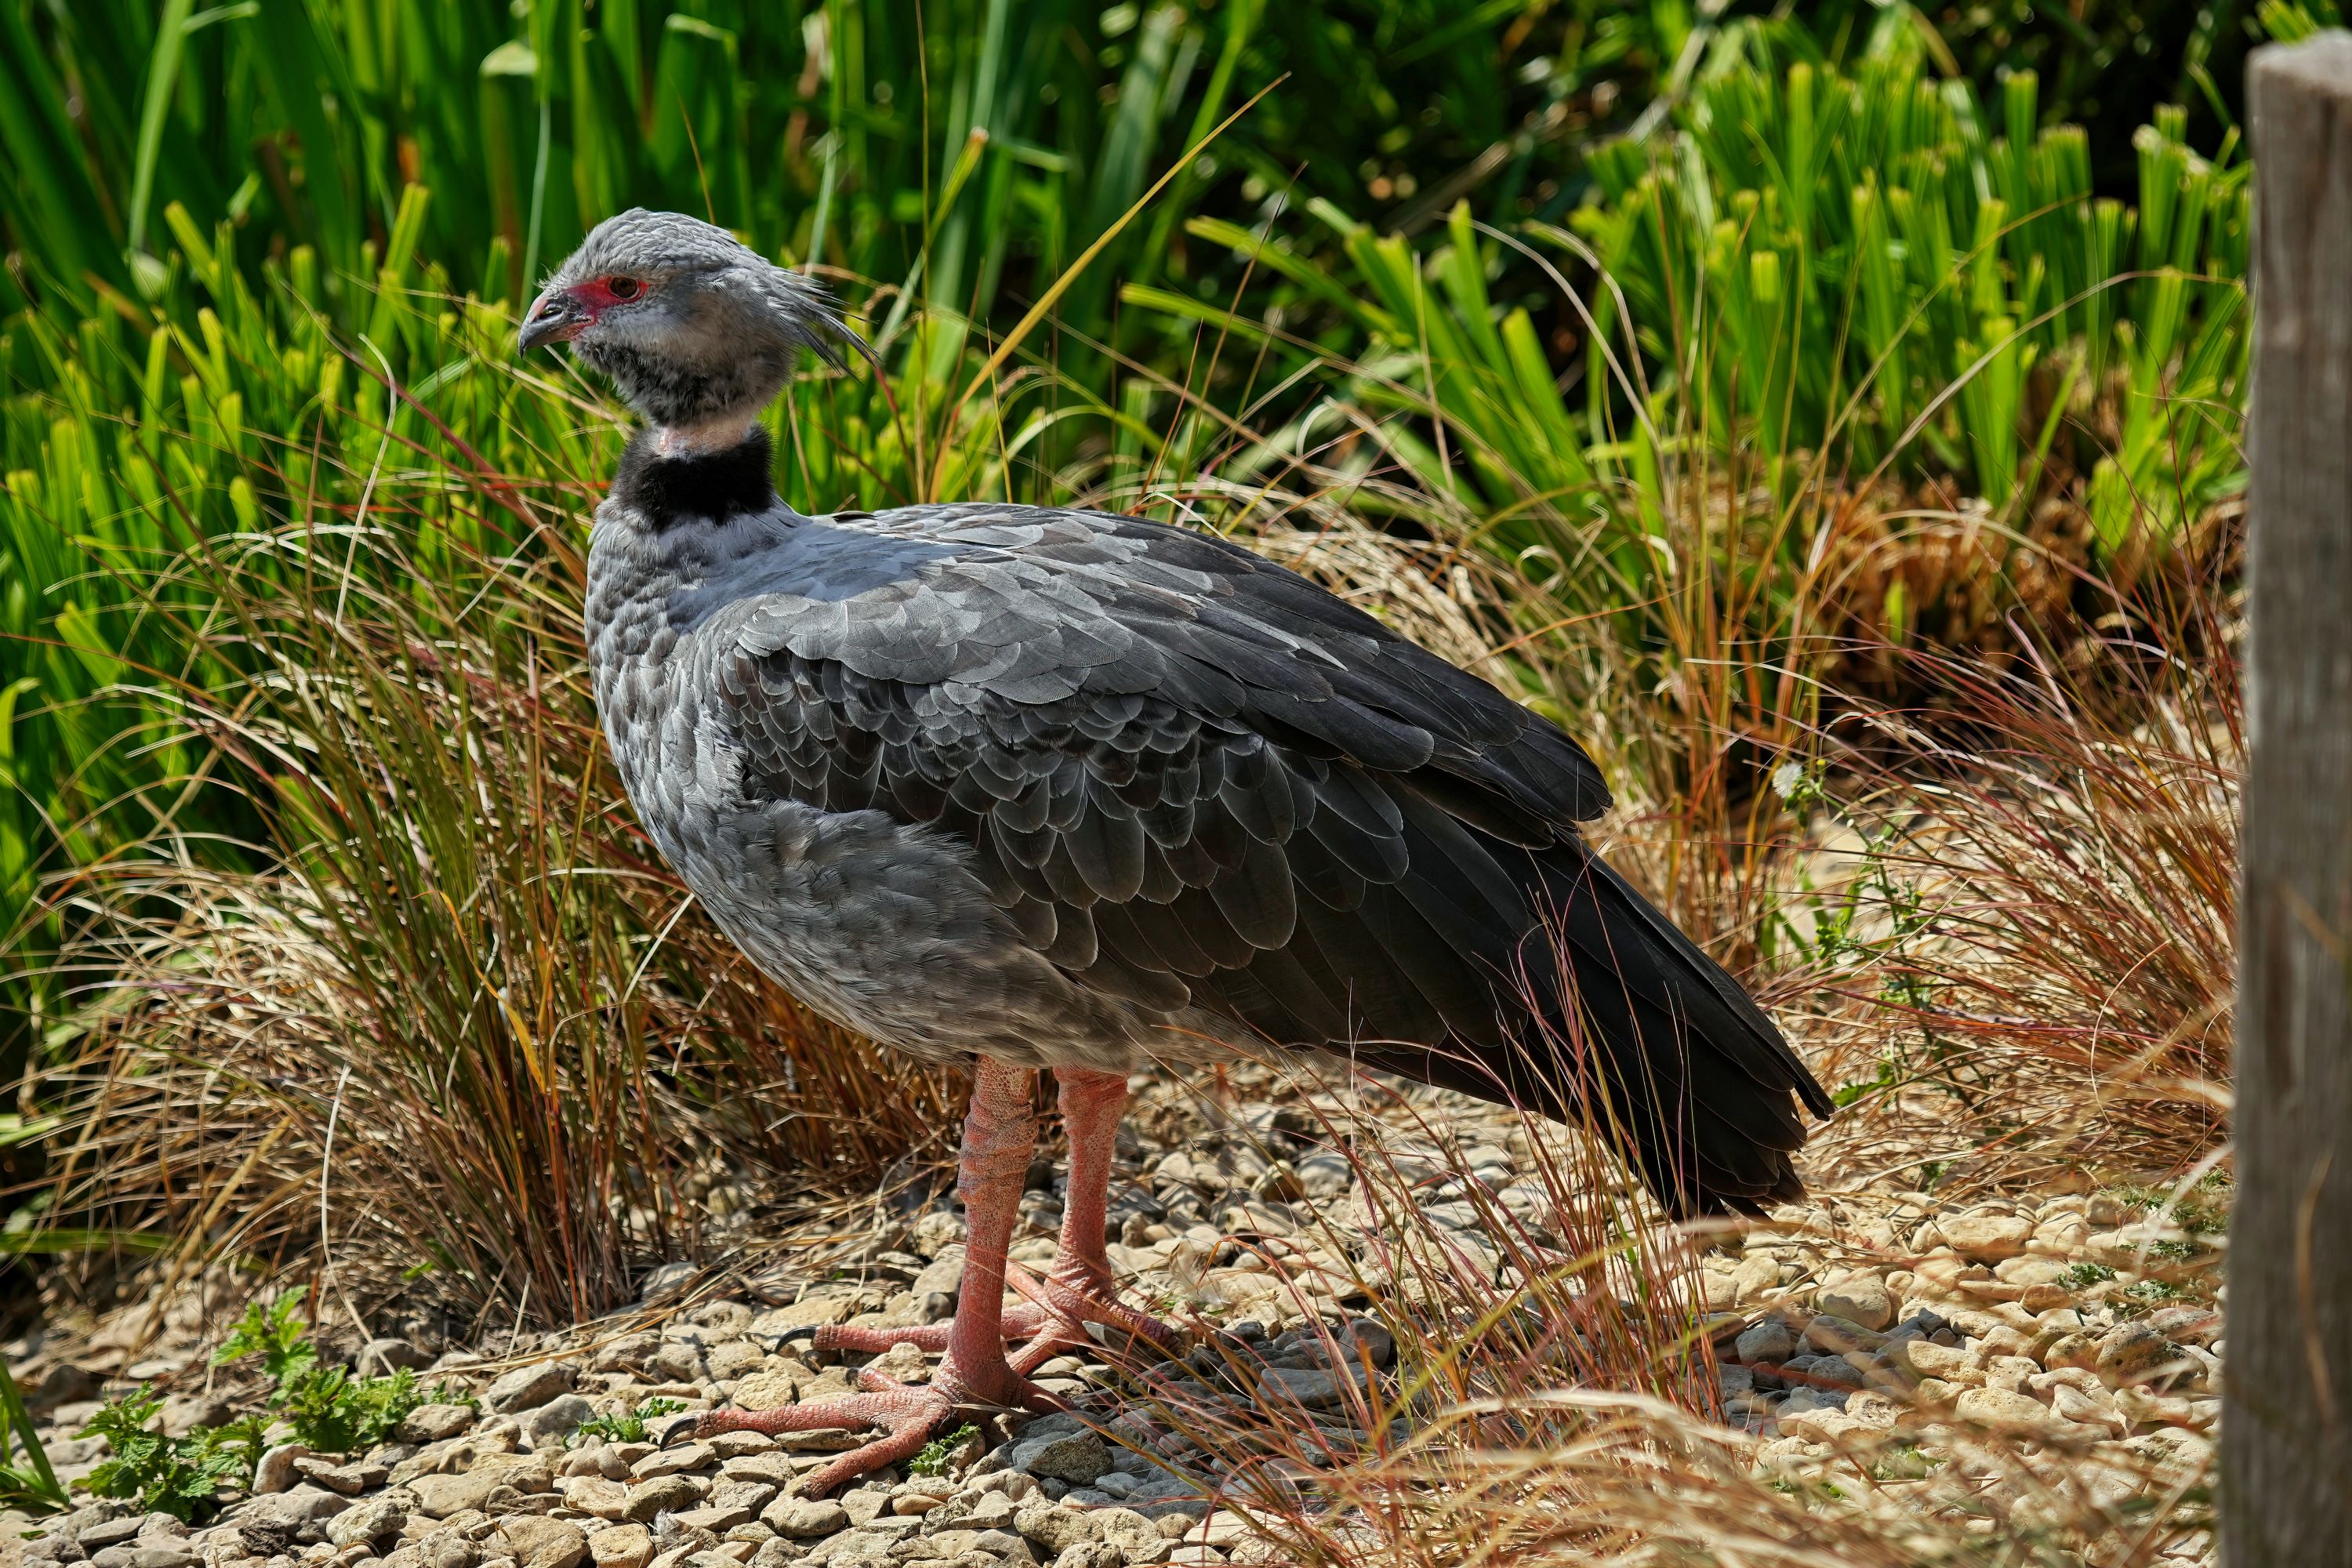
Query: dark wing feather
701 503 1826 1214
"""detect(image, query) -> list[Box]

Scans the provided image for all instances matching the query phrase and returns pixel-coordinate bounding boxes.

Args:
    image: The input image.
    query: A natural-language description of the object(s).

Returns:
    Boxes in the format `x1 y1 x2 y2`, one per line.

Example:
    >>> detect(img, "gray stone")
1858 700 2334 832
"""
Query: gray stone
100 1544 196 1568
1778 1387 1850 1417
1733 1318 1797 1366
485 1363 576 1415
157 1394 234 1437
1339 1319 1394 1370
588 1525 652 1568
1011 1432 1106 1486
648 1343 706 1385
254 1443 312 1496
805 1530 895 1567
1816 1276 1895 1333
638 1263 696 1305
1801 1316 1886 1356
526 1396 597 1445
1012 1501 1098 1556
593 1334 662 1374
423 1530 481 1568
491 1516 590 1568
361 1338 435 1374
909 1250 964 1301
326 1492 413 1550
1086 1508 1167 1564
759 1498 845 1540
630 1443 711 1479
410 1459 553 1519
669 1506 752 1536
622 1476 705 1523
702 1341 764 1382
1122 1474 1203 1507
75 1520 144 1551
1785 1354 1867 1392
50 1503 136 1543
400 1404 480 1445
1255 1364 1362 1410
295 1457 390 1494
1934 1211 2034 1263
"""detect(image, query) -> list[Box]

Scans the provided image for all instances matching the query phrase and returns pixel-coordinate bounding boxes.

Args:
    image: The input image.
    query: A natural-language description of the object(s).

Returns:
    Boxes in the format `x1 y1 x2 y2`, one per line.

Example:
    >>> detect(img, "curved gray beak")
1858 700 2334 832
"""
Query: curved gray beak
519 288 589 354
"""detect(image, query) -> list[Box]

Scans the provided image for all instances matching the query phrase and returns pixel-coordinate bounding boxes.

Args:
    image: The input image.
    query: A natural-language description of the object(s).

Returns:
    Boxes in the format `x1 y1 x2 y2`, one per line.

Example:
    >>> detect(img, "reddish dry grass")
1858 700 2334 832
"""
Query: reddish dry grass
1784 606 2238 1195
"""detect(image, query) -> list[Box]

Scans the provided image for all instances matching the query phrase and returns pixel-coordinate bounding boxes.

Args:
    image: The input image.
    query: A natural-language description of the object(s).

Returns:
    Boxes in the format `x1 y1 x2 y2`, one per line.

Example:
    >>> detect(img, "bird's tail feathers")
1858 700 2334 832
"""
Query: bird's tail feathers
1357 843 1831 1218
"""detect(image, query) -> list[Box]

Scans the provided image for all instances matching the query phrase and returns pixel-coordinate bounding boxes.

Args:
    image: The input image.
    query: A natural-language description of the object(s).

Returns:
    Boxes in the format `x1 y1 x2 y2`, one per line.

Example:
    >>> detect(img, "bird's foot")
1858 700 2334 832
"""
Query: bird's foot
811 1264 1182 1370
1004 1261 1185 1372
685 1355 1053 1497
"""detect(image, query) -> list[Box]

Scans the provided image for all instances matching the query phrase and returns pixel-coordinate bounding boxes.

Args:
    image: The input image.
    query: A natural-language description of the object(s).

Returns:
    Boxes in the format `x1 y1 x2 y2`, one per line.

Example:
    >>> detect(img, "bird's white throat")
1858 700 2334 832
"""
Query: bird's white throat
652 418 763 459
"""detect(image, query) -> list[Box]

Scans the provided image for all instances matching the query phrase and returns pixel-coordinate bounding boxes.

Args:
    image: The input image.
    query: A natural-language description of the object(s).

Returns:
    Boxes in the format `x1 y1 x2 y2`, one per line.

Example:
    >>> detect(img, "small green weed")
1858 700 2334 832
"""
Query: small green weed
78 1390 244 1522
2060 1262 2118 1290
569 1398 688 1448
2115 1279 2189 1315
215 1294 318 1385
1868 1440 1942 1481
909 1423 980 1476
274 1367 425 1455
182 1417 271 1496
213 1294 426 1454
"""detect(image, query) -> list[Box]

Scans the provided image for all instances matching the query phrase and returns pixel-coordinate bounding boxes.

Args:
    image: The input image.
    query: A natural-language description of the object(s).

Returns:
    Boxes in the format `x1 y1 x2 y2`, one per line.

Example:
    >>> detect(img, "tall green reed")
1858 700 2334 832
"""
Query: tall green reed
0 1 1635 349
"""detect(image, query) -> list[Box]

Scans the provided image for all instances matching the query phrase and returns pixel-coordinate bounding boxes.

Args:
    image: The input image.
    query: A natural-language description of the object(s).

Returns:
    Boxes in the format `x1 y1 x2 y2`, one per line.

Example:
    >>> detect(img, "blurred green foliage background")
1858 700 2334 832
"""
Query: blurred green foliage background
0 0 2288 1282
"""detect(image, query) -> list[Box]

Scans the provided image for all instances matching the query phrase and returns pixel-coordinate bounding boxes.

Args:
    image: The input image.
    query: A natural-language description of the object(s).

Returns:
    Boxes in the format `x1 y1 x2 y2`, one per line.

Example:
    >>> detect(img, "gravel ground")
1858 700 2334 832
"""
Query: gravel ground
2 1076 2224 1567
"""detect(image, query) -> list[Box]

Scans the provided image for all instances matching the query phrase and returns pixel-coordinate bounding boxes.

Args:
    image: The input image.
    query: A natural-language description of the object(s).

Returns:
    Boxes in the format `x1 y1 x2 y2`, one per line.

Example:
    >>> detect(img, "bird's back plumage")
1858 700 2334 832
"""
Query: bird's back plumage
586 430 1830 1214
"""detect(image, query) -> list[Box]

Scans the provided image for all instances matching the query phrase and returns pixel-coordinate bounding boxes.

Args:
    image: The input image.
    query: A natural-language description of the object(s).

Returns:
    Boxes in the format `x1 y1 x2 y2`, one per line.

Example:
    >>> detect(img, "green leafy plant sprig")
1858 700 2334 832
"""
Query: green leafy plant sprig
214 1294 427 1454
568 1397 687 1448
76 1391 260 1523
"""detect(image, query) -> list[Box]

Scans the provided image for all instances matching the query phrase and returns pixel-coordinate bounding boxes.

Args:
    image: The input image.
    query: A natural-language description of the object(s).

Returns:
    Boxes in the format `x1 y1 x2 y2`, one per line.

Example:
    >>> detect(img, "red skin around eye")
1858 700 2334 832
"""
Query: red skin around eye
571 278 636 310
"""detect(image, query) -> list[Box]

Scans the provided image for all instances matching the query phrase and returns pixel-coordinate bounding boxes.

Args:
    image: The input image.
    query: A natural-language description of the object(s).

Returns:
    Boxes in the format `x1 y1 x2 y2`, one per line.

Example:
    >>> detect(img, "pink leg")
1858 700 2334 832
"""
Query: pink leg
691 1058 1050 1494
1015 1066 1182 1359
819 1067 1181 1369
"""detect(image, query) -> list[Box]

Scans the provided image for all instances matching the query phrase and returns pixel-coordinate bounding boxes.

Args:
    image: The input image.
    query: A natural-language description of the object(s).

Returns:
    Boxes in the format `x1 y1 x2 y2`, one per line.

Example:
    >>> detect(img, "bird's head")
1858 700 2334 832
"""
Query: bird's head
520 209 866 448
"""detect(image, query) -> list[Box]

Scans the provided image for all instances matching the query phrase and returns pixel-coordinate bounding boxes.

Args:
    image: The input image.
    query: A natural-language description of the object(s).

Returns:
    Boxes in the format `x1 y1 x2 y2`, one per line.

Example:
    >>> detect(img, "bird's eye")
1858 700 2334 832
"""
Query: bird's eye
608 277 641 299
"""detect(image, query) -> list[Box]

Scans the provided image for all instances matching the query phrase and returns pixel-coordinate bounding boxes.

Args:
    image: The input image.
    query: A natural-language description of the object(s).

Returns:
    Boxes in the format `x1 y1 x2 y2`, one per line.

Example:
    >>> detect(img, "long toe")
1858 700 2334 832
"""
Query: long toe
814 1321 956 1355
1007 1262 1186 1359
695 1383 957 1496
815 1301 1060 1358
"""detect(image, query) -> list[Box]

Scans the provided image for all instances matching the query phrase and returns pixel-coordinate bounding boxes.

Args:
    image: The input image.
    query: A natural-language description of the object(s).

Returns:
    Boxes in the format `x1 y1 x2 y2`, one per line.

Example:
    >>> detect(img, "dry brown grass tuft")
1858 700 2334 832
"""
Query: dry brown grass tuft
1781 607 2238 1195
33 504 959 1333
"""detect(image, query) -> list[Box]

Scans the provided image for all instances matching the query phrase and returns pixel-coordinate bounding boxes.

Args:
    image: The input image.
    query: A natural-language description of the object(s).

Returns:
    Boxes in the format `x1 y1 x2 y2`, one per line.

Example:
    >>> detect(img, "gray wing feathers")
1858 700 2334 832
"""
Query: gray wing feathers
695 505 1601 1038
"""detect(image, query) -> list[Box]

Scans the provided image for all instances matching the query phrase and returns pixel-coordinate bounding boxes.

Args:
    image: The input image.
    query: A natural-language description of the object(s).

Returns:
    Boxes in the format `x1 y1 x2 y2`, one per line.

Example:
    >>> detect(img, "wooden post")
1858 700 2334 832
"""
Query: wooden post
2233 32 2352 1566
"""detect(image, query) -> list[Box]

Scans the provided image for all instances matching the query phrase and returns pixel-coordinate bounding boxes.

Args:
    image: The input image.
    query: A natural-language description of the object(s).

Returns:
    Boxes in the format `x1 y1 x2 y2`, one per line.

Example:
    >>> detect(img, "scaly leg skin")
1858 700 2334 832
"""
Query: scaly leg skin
1011 1065 1184 1366
817 1066 1183 1373
686 1058 1048 1495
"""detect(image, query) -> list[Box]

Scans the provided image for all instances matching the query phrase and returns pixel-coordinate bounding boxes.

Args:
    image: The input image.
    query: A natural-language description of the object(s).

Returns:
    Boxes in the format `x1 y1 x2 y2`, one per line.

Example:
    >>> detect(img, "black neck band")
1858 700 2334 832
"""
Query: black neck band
612 425 777 529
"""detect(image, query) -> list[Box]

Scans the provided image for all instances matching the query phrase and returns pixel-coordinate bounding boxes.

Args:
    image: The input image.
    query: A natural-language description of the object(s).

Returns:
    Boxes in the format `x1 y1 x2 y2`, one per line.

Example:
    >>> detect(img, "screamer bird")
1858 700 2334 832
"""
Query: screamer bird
523 209 1831 1493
